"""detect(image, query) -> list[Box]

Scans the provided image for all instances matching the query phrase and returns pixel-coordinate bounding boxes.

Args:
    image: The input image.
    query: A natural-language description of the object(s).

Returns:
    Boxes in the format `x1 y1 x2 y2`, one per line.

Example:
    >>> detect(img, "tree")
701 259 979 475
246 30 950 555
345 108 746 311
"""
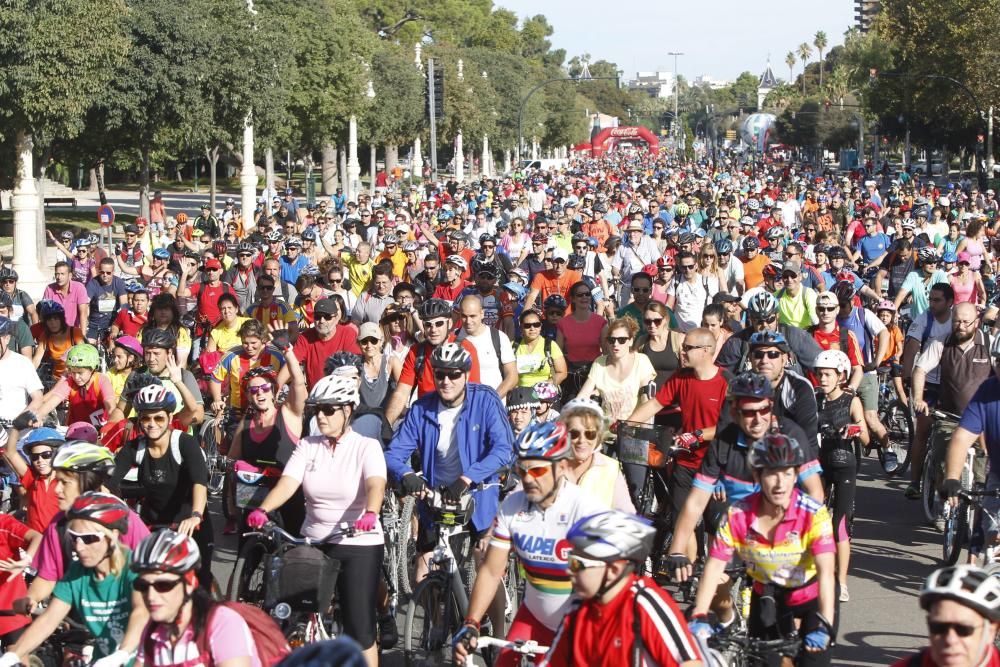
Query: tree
361 45 425 150
814 31 829 88
797 43 813 95
785 52 796 83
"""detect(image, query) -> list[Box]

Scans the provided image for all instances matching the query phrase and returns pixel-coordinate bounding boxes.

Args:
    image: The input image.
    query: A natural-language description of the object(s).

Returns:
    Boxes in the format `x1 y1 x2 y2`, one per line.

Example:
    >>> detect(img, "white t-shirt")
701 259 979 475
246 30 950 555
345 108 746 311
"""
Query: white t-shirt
434 403 464 486
720 259 745 295
907 314 953 385
282 431 386 546
0 352 43 421
463 328 515 390
667 276 719 332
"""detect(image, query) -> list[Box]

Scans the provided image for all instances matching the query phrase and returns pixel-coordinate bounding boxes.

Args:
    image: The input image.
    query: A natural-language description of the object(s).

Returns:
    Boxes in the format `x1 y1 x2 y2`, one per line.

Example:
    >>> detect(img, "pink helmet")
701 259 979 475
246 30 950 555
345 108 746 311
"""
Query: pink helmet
113 335 144 359
65 422 99 444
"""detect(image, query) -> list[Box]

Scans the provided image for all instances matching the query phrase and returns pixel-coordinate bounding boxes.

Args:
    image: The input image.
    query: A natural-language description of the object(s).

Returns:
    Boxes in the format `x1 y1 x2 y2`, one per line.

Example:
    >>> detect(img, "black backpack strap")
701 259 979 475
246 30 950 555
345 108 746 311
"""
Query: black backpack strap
544 337 554 375
490 327 502 363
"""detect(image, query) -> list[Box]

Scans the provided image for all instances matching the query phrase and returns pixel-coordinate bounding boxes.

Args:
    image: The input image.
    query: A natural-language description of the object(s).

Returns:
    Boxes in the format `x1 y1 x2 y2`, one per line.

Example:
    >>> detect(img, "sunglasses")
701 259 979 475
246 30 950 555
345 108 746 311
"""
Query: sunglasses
817 306 838 313
753 315 778 325
682 344 711 352
315 313 336 321
644 317 664 326
738 405 773 419
631 287 651 294
567 554 606 573
247 384 272 396
426 319 450 329
568 429 598 440
752 350 783 360
258 285 275 291
133 578 185 595
434 369 464 382
68 530 104 546
927 620 978 638
315 404 348 416
139 413 169 425
29 450 54 462
678 265 696 272
608 336 630 345
514 463 551 479
522 321 542 329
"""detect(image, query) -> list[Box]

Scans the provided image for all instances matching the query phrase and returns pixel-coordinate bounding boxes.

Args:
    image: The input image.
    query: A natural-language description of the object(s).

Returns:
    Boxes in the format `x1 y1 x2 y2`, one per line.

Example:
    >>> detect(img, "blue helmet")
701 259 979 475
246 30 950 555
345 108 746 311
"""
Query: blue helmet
715 239 734 255
514 421 572 461
37 300 65 320
21 427 66 451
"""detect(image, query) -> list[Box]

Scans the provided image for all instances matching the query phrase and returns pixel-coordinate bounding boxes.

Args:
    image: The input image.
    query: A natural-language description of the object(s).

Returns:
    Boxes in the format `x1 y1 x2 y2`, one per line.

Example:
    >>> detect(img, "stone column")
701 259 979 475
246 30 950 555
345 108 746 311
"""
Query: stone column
240 113 257 229
11 131 46 285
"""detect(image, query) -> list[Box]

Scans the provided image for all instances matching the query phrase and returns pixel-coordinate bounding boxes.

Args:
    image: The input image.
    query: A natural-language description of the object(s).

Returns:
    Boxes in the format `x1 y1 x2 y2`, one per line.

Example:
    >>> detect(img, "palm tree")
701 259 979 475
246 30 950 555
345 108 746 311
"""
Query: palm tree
814 30 828 89
797 42 812 94
785 51 796 83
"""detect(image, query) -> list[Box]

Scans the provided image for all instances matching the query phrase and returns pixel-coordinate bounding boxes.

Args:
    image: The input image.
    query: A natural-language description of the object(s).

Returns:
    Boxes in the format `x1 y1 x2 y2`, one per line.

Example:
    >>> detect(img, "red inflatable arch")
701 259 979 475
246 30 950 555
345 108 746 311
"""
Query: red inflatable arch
590 126 660 157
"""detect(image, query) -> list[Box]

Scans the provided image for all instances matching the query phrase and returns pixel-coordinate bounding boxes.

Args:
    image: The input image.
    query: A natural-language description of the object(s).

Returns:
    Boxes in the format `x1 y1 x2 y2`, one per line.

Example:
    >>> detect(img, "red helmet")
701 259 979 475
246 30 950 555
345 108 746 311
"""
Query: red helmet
641 263 658 277
131 529 201 575
67 492 129 532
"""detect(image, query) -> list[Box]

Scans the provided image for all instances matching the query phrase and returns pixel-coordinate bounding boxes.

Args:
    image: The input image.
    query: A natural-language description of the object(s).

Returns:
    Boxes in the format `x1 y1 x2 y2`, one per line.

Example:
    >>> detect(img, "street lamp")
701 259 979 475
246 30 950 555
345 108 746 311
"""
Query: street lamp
668 52 684 139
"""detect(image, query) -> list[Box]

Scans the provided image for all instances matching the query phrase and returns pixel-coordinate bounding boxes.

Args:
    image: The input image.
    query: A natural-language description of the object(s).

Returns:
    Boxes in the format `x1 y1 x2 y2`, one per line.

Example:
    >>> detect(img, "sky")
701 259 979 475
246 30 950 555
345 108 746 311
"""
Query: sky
496 0 856 83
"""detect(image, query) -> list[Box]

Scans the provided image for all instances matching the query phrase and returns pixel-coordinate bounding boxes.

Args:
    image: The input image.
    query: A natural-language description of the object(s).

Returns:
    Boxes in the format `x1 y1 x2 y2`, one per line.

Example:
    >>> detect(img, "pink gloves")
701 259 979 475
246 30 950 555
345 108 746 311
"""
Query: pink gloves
354 511 378 532
247 509 268 529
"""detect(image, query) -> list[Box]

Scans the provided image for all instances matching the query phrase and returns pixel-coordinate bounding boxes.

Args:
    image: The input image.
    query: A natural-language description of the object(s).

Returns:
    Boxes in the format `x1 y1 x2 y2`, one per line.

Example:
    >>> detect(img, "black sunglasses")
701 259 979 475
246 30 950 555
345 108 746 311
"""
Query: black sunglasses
29 450 54 462
434 369 464 381
133 578 185 594
927 620 978 638
315 312 336 321
522 321 542 329
315 404 347 416
752 350 783 360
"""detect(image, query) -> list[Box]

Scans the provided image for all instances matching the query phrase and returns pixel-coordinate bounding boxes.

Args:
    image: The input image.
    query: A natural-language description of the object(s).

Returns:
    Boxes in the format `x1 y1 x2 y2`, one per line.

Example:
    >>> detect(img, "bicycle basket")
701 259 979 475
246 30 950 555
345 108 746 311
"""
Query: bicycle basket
430 496 475 528
616 421 667 467
234 465 279 510
268 545 340 612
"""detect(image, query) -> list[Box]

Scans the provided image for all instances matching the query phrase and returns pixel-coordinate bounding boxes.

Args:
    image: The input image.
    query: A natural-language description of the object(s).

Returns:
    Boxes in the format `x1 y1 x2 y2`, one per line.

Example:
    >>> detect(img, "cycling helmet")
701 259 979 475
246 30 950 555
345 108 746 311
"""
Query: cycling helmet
747 433 807 470
921 565 1000 621
471 256 496 276
284 236 303 248
942 251 958 264
306 374 360 407
742 237 760 252
66 344 100 370
560 397 608 428
123 372 161 400
765 226 784 241
543 294 567 312
514 421 572 461
21 427 65 451
382 233 399 245
746 291 778 318
678 232 697 246
60 230 75 242
175 212 189 225
211 240 227 255
826 245 848 260
762 196 775 208
112 336 144 359
728 372 774 400
430 342 472 371
831 280 857 303
761 263 781 282
67 492 129 532
265 230 283 243
715 239 733 255
479 233 496 246
142 328 176 350
419 298 453 321
445 255 468 272
152 248 170 261
875 300 896 313
237 242 255 255
37 300 65 320
566 510 656 563
132 528 201 575
134 384 177 413
324 351 363 376
300 228 317 242
507 387 540 412
918 247 940 264
0 267 17 282
437 209 454 222
571 232 589 244
533 381 561 402
52 442 115 475
814 349 852 376
745 199 760 211
241 366 278 393
402 241 418 252
748 330 790 352
674 202 690 217
641 263 658 277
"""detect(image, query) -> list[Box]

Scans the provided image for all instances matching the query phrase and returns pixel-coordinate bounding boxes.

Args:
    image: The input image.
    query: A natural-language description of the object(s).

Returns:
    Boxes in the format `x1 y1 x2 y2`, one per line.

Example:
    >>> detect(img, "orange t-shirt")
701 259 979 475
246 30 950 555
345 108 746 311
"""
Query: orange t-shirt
880 324 904 365
31 324 84 380
741 254 772 290
529 269 582 305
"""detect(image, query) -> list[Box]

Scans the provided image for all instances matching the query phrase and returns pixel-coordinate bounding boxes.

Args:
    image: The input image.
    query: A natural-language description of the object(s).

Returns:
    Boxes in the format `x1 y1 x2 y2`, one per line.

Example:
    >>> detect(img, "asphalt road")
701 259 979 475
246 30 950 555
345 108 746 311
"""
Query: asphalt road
203 453 944 666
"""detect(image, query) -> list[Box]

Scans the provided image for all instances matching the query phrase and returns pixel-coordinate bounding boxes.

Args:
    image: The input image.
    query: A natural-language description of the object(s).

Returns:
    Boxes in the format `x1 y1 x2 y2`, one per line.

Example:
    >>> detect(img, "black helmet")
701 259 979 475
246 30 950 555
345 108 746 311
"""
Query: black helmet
123 371 162 400
831 280 856 303
728 372 774 400
142 328 176 350
419 298 453 321
747 433 806 470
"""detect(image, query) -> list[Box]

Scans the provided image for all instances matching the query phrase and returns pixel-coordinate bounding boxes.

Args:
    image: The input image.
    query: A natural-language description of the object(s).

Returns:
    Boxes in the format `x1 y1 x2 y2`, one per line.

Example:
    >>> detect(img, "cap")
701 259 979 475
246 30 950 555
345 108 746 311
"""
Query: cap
712 292 740 304
532 232 548 243
314 298 339 316
625 220 644 232
816 291 838 308
551 248 569 262
957 251 973 264
358 322 382 340
202 258 222 270
780 262 800 277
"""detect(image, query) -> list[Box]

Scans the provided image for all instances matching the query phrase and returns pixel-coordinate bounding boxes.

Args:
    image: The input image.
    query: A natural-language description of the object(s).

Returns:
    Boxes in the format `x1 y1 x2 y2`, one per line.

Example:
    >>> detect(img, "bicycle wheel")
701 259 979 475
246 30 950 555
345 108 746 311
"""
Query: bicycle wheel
501 553 524 633
922 452 941 525
880 400 913 476
396 495 416 597
404 576 458 667
227 536 269 605
942 500 968 565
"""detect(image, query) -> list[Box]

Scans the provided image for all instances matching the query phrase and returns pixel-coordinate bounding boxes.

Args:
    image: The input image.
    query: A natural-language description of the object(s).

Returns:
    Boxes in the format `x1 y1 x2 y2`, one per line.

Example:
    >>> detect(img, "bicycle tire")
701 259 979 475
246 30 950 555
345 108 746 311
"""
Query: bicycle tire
942 500 968 565
501 553 524 634
879 400 913 476
403 575 458 667
922 454 941 525
397 495 416 597
227 536 269 606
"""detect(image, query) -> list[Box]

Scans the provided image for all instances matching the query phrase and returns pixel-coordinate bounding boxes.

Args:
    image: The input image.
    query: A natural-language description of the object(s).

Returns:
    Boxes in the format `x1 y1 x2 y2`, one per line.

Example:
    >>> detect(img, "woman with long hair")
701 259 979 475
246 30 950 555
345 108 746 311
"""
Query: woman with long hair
575 317 656 423
636 301 684 389
956 219 989 272
379 303 417 365
556 281 608 399
142 293 191 367
498 217 532 265
513 308 568 388
355 322 401 440
949 251 987 305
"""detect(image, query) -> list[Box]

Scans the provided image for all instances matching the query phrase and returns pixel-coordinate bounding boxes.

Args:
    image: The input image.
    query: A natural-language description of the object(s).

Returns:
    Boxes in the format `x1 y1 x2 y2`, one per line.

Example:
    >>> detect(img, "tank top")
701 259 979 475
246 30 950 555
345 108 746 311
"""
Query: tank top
950 273 978 304
359 354 392 412
816 391 853 453
640 334 680 388
965 237 986 271
241 410 298 469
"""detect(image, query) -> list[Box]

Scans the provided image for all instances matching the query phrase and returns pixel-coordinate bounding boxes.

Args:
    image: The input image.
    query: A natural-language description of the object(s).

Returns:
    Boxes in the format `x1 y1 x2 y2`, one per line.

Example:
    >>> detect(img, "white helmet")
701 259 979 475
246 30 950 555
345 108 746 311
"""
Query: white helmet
560 397 609 430
814 349 852 377
921 565 1000 621
307 374 360 407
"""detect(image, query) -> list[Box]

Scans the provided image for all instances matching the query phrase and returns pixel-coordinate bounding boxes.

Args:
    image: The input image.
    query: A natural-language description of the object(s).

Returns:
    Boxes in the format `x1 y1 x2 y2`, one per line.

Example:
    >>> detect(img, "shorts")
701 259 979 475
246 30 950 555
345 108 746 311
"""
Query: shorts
923 383 941 409
857 373 878 412
669 464 698 516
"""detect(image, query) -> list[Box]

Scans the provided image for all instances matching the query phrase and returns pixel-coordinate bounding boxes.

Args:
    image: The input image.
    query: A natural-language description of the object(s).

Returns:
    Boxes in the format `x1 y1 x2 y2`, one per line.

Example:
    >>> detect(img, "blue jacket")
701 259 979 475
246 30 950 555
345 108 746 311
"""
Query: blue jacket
385 383 513 532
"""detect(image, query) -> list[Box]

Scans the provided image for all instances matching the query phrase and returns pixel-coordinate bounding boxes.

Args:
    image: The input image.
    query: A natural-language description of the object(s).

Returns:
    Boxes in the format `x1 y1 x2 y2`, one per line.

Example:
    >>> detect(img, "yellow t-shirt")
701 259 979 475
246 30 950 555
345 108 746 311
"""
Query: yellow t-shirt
514 338 565 387
210 316 250 353
341 252 374 296
107 368 130 404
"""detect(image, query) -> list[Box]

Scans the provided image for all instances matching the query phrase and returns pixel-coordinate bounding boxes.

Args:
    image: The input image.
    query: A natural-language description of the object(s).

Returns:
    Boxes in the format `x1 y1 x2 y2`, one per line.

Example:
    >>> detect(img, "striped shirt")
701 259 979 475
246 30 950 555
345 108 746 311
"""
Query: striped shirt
211 348 285 409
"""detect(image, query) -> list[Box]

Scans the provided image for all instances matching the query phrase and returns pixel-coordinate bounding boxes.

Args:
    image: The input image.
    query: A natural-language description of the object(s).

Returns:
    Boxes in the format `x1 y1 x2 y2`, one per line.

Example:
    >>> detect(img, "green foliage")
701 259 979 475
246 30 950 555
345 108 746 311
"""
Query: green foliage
362 45 425 146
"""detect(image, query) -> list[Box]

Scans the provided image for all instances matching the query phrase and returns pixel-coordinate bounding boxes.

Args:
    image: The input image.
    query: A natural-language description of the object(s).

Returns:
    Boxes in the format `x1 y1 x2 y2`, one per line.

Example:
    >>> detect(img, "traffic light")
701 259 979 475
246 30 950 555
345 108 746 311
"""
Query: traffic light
425 69 445 120
855 0 880 33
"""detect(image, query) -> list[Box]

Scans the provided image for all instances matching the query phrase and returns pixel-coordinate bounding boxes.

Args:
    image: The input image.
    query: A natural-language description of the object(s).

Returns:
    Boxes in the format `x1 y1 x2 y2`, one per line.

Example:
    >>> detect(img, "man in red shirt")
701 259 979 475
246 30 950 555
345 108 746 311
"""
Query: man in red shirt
109 287 149 339
627 327 729 561
433 255 469 303
384 298 480 426
809 291 864 390
177 257 234 330
280 298 360 389
2 425 64 534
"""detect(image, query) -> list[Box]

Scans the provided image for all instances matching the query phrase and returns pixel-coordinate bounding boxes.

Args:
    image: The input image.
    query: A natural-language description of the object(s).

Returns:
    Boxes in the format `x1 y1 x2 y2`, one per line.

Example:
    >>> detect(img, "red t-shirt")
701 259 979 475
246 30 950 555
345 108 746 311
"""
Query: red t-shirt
433 281 467 303
113 309 148 337
399 339 481 397
292 325 362 388
811 327 864 368
189 282 233 326
654 368 729 469
19 468 61 534
0 514 31 636
890 647 1000 667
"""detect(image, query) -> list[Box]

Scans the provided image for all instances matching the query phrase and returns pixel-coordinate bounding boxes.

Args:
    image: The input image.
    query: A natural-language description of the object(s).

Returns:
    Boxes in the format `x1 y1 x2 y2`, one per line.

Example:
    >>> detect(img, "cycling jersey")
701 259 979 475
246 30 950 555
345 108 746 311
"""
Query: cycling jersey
246 300 297 330
211 347 285 409
490 481 604 630
138 604 262 667
539 575 702 667
50 372 116 427
710 488 835 606
891 646 1000 667
398 339 481 397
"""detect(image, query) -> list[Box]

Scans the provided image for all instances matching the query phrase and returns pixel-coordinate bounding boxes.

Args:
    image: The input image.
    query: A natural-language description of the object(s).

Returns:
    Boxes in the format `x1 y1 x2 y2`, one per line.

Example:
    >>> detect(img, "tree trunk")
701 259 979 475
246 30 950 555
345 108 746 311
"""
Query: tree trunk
88 167 98 192
385 144 399 175
96 160 108 205
321 144 337 195
207 144 220 214
139 146 151 220
818 52 824 88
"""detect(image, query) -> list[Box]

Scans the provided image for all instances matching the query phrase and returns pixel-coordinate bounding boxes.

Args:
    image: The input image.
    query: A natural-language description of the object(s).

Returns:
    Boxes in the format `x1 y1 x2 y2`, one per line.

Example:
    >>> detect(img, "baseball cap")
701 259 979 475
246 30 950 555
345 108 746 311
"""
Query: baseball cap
202 258 222 270
358 322 382 341
957 251 972 265
780 262 800 277
551 248 569 263
313 298 339 316
816 291 838 308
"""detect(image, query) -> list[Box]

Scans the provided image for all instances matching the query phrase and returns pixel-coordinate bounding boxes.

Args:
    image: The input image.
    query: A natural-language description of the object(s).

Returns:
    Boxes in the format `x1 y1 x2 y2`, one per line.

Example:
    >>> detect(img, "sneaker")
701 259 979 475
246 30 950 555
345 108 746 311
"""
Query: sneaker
378 613 399 649
904 484 921 500
839 585 849 602
222 518 237 535
882 449 900 474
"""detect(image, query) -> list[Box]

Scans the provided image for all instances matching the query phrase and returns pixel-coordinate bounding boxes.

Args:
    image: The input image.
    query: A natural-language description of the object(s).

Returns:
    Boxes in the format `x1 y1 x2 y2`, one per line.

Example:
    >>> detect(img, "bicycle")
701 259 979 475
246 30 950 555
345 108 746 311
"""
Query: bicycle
402 490 478 667
922 409 963 526
706 632 804 667
464 636 549 666
876 366 912 475
943 487 1000 567
199 409 232 496
381 490 415 615
227 522 356 646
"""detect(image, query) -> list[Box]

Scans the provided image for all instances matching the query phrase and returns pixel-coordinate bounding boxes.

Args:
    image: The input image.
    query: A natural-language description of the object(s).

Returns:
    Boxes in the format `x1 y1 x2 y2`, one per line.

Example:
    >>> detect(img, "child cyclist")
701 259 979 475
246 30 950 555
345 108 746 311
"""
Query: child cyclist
106 336 144 404
29 343 117 429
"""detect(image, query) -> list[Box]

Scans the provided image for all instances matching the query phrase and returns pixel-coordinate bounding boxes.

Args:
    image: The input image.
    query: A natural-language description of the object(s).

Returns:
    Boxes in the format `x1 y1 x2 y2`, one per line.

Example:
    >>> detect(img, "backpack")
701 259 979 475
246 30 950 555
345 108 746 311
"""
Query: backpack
143 601 291 667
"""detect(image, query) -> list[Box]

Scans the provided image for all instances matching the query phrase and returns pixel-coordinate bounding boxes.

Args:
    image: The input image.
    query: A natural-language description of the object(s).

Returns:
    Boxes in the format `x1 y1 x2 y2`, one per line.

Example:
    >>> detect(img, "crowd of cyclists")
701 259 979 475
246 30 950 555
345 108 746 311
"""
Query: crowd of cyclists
0 150 999 666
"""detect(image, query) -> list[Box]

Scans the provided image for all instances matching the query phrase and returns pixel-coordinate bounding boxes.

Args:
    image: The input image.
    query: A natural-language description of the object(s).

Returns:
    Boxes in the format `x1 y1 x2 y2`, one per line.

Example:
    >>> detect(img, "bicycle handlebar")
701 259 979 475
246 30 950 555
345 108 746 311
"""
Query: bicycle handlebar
465 636 550 666
932 409 962 422
243 521 364 546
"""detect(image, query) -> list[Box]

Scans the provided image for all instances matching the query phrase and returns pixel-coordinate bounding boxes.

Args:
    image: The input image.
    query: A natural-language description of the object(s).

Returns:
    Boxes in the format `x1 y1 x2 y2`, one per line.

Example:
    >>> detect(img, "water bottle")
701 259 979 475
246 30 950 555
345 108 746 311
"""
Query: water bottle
263 553 283 609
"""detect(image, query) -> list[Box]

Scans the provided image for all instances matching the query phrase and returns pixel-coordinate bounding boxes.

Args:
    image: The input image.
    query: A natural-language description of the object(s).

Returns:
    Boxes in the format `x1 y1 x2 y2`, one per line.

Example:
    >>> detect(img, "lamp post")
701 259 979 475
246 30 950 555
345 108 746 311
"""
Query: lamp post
240 0 258 229
668 52 684 139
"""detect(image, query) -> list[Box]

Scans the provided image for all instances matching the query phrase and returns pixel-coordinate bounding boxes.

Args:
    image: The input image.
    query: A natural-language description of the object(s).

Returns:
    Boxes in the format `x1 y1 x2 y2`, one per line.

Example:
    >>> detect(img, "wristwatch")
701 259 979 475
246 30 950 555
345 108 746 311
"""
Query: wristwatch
191 511 203 519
